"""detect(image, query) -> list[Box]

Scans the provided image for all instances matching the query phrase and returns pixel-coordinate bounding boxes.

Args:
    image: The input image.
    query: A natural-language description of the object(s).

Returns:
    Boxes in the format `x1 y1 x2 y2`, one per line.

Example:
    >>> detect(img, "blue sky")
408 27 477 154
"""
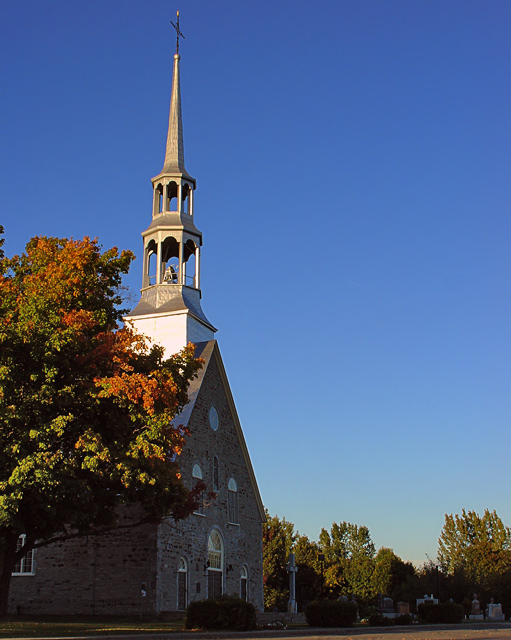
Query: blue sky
2 0 510 565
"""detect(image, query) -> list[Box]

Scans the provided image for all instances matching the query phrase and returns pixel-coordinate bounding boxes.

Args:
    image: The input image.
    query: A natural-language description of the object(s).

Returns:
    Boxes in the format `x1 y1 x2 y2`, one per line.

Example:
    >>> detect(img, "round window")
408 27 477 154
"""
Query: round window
209 406 219 431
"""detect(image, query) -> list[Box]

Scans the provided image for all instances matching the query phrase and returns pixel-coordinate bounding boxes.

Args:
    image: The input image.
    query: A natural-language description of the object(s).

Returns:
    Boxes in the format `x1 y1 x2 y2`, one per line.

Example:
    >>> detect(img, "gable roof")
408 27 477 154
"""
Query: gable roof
175 340 265 523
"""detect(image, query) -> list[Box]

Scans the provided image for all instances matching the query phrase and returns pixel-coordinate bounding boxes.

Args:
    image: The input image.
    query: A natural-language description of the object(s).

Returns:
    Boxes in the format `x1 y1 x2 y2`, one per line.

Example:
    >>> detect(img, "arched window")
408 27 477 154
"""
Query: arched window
207 530 223 599
213 456 219 491
240 565 248 601
12 535 35 575
192 464 204 515
177 557 188 610
228 478 238 524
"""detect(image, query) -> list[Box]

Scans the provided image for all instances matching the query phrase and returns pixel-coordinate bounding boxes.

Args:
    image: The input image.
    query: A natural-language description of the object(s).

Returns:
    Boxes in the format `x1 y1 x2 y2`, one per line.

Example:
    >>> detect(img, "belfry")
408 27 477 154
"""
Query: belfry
125 18 216 355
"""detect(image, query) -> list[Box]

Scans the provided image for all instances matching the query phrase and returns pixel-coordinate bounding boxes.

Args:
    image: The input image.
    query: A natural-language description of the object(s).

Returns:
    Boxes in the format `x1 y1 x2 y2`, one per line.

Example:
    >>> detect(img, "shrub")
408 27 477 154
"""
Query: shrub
305 600 357 627
417 602 464 624
185 595 256 631
368 612 412 626
368 612 395 626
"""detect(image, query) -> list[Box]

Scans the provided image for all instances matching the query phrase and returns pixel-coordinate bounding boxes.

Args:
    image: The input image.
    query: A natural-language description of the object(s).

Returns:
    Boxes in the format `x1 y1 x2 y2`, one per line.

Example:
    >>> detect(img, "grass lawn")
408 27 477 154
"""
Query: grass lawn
0 617 185 638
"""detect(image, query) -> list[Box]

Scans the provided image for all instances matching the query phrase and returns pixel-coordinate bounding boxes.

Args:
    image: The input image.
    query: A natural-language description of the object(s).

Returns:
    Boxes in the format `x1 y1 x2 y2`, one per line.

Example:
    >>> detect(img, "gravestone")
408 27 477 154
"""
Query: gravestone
379 596 396 618
397 601 410 615
469 593 483 620
487 598 505 621
416 594 438 607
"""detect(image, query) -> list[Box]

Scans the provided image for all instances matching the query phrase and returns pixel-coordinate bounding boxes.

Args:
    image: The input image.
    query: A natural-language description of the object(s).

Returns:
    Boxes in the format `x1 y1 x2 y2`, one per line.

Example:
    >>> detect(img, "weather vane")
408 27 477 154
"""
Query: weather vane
170 10 185 54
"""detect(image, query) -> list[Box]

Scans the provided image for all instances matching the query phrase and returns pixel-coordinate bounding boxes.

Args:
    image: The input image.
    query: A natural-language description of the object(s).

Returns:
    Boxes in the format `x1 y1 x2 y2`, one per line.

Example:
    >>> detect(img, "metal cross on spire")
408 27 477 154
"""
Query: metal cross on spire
170 10 185 54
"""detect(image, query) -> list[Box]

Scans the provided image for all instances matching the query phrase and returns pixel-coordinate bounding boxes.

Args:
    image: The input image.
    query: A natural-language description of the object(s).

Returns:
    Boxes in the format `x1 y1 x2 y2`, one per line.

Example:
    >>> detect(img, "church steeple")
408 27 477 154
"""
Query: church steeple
125 13 216 356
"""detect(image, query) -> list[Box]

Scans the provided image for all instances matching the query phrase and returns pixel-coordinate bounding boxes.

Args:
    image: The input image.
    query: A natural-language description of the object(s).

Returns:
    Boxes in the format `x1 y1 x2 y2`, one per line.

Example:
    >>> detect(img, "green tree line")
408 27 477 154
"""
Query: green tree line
263 508 511 617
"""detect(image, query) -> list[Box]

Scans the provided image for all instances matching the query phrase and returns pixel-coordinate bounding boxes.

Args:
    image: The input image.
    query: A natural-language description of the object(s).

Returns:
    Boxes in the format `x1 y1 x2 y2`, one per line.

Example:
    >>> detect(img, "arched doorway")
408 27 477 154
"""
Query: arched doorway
177 556 188 610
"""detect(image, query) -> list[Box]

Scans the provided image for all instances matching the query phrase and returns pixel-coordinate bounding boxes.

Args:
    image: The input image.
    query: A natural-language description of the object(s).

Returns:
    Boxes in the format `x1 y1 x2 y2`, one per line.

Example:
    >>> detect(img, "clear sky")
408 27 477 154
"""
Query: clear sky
2 0 510 566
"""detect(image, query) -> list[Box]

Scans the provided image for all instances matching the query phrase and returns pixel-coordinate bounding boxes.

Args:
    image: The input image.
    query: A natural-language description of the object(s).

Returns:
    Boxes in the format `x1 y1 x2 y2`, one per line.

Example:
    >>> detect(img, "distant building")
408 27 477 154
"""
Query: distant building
9 33 264 616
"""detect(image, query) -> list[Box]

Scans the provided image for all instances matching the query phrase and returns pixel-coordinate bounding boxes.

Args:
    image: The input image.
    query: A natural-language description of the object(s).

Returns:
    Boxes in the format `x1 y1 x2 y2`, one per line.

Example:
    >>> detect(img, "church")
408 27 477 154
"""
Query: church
8 22 265 616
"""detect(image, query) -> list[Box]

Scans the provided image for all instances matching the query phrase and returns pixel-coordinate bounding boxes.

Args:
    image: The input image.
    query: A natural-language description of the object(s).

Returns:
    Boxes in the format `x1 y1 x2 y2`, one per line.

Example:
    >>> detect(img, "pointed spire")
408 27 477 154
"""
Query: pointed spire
162 12 188 176
162 53 186 174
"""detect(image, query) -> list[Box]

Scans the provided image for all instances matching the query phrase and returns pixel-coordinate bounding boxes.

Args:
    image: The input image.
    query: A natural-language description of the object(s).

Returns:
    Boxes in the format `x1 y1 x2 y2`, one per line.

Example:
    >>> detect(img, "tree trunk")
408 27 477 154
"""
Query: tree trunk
0 532 19 617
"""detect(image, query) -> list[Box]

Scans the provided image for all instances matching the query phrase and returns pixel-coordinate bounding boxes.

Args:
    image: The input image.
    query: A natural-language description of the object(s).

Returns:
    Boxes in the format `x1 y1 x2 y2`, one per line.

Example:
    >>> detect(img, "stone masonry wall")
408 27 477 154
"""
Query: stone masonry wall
9 511 158 616
155 347 263 613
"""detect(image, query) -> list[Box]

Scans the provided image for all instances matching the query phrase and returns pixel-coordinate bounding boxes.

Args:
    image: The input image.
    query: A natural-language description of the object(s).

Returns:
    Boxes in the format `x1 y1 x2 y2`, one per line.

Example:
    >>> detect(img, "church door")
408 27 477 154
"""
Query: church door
177 557 188 610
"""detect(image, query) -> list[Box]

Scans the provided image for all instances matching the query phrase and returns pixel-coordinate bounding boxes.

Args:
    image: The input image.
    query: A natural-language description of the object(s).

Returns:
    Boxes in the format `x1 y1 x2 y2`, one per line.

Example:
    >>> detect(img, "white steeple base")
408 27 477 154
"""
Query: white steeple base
126 311 215 357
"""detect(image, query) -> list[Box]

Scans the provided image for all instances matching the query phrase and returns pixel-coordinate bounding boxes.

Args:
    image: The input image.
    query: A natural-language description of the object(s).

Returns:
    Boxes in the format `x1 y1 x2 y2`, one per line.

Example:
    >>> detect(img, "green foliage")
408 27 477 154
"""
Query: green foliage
438 509 511 583
372 547 415 600
320 521 375 562
319 521 376 600
263 587 289 612
263 511 295 610
417 602 464 624
185 595 256 631
294 534 322 609
436 509 511 613
305 600 357 627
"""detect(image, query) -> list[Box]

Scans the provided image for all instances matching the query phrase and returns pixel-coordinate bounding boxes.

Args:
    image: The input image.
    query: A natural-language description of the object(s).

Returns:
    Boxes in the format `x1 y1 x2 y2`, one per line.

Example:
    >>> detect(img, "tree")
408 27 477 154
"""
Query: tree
438 509 511 580
0 234 204 615
319 521 376 601
294 534 322 609
438 509 511 607
371 547 415 601
262 511 296 610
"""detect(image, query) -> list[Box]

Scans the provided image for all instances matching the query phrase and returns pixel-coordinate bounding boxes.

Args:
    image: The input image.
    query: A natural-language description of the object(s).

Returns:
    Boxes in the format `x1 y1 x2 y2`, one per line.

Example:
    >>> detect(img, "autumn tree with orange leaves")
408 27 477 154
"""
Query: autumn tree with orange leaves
0 231 203 615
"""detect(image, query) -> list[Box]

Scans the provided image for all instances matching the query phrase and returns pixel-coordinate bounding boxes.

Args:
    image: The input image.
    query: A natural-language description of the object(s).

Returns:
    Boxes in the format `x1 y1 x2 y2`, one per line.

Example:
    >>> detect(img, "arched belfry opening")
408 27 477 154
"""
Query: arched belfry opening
153 184 164 216
184 238 199 288
162 236 180 284
146 239 158 286
166 181 178 212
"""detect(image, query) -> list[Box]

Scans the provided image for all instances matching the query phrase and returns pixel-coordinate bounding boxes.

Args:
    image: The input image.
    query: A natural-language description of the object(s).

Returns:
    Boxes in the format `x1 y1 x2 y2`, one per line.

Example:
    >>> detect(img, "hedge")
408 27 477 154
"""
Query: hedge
305 600 357 627
417 602 464 624
185 595 256 631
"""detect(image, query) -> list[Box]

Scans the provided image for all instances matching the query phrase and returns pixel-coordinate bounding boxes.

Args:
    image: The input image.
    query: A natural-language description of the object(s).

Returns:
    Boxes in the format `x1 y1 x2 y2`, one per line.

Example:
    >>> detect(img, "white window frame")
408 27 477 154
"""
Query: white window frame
207 529 224 599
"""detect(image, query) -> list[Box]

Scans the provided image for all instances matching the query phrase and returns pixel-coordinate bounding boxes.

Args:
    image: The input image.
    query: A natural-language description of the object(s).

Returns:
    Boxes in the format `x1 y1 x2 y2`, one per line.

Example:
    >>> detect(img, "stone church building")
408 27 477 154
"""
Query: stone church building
9 35 265 616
